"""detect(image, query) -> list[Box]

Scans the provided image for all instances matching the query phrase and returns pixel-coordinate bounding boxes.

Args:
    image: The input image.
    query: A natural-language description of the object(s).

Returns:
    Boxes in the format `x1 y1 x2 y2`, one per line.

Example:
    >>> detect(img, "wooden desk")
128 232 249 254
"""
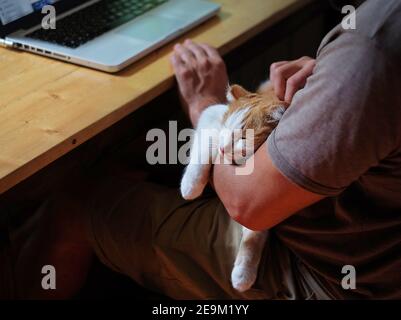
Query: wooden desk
0 0 310 194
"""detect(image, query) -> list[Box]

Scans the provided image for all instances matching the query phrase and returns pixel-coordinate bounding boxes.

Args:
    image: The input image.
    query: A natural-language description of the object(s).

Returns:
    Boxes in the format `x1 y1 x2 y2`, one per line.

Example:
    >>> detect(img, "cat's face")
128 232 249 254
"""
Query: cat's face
219 84 288 162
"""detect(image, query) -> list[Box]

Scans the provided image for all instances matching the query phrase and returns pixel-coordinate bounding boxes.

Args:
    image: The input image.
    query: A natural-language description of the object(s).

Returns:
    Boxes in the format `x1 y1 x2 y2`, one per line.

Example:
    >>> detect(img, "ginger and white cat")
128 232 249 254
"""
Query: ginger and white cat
181 81 288 292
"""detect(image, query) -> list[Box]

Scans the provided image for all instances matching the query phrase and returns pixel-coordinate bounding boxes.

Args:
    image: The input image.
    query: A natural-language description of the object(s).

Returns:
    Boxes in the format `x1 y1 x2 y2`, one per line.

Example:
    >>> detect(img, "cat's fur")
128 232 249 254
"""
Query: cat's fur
181 81 288 292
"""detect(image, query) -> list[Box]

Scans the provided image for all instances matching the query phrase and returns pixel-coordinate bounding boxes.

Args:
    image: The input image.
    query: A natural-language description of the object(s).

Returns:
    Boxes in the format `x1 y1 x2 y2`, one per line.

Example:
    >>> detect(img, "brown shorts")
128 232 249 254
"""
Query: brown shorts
85 176 331 300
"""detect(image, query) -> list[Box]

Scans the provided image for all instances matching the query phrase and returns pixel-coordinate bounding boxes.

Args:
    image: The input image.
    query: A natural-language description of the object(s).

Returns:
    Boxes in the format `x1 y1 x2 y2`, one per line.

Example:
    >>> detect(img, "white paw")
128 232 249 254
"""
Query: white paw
180 173 206 200
231 265 257 293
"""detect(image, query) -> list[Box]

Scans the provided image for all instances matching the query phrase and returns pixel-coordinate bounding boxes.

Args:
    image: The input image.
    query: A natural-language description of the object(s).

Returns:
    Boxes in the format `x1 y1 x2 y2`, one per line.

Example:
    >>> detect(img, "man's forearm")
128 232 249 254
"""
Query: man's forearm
212 163 246 216
212 144 324 231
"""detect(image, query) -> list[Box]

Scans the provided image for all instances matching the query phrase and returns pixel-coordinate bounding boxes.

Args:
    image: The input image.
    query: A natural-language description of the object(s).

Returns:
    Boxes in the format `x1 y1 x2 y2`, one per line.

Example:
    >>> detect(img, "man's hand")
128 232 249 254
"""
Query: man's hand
270 56 316 103
170 40 229 126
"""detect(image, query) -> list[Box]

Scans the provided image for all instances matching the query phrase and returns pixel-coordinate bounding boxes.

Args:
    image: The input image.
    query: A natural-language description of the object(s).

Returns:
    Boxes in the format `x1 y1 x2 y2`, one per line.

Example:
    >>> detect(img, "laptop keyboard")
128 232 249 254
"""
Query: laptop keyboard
27 0 169 49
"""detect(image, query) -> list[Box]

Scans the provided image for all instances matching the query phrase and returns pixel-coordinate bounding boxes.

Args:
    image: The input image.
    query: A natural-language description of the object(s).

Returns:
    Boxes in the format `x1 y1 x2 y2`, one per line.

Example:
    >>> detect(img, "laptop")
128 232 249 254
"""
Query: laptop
0 0 220 72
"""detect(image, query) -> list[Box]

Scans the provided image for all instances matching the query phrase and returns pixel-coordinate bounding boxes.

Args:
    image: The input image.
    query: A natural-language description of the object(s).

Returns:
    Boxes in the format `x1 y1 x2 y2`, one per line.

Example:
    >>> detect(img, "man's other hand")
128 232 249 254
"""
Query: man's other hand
270 56 316 103
171 40 229 126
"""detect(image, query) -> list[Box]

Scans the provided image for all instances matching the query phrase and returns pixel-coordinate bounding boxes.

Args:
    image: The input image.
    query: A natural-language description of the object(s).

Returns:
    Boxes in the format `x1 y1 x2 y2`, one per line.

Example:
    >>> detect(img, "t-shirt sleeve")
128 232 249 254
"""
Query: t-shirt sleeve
267 32 401 196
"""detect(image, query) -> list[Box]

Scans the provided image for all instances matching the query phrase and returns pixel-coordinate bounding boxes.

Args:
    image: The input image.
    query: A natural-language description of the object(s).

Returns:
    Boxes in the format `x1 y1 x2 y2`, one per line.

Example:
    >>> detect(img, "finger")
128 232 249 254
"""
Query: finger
199 43 221 60
284 62 315 103
269 61 288 93
171 53 194 84
174 43 195 65
170 53 185 72
269 61 288 81
272 63 301 100
184 39 208 61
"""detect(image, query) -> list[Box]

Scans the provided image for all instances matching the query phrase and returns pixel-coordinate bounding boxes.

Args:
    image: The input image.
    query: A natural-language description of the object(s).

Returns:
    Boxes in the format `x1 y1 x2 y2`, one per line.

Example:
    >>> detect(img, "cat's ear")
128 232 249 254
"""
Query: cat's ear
227 85 251 102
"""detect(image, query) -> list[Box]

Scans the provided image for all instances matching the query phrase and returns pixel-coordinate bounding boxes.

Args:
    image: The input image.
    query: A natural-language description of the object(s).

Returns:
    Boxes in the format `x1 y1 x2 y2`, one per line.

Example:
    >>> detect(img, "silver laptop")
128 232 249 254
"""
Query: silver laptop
0 0 220 72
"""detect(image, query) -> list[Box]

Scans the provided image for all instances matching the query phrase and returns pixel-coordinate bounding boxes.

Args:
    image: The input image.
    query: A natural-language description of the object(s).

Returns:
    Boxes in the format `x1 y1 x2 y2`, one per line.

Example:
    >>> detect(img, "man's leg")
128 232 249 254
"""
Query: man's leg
11 158 148 299
13 192 93 299
85 177 274 300
11 169 320 300
83 170 329 300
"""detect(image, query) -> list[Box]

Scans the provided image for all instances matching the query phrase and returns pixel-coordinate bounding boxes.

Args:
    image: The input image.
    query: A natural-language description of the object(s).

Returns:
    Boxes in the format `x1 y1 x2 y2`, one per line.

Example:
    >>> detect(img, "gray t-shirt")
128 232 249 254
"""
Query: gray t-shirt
267 0 401 299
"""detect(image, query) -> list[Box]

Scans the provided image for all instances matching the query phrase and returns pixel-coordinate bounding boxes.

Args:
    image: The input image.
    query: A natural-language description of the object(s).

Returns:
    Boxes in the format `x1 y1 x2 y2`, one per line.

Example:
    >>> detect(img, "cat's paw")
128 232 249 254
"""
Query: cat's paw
180 172 206 200
231 265 258 293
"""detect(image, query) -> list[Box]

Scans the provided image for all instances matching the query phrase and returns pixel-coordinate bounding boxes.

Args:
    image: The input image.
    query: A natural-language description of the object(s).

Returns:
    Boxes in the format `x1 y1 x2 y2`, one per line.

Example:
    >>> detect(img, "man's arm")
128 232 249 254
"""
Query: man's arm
212 143 324 231
171 40 323 230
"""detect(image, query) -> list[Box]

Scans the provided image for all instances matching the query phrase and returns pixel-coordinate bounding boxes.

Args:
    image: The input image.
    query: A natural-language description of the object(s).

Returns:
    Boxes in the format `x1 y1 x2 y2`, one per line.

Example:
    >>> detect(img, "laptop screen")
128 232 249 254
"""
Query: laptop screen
0 0 61 25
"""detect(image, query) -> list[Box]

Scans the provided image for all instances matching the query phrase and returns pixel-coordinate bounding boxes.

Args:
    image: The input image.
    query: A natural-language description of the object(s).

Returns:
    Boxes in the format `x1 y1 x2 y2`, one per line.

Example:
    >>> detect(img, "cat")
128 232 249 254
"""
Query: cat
180 81 289 292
